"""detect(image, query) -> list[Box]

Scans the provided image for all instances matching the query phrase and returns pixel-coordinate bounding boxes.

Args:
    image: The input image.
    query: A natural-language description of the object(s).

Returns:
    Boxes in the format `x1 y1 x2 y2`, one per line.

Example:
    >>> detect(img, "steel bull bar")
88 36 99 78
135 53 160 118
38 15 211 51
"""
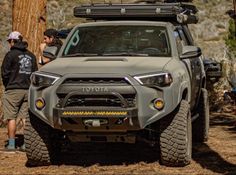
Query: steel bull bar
53 91 139 131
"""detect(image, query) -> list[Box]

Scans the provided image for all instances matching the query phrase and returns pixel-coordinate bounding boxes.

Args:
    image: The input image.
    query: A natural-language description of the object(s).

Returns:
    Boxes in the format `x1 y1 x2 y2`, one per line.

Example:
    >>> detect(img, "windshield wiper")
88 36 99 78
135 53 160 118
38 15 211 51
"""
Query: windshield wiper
102 52 149 56
65 53 98 57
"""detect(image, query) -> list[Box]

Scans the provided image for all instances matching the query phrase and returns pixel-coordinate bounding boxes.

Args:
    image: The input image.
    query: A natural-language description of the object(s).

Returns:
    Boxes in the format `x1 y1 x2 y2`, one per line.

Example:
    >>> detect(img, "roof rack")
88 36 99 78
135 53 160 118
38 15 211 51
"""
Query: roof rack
74 1 198 24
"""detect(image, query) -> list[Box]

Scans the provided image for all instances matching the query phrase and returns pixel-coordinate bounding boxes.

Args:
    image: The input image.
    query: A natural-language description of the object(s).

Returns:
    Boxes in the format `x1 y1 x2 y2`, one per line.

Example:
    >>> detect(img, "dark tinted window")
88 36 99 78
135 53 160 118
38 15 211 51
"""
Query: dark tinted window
63 26 171 57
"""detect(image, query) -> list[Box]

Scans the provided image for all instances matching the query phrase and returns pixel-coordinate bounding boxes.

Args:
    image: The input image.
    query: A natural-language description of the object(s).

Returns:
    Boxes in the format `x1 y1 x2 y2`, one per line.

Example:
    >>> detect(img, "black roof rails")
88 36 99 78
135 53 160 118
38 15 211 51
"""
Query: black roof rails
74 1 198 24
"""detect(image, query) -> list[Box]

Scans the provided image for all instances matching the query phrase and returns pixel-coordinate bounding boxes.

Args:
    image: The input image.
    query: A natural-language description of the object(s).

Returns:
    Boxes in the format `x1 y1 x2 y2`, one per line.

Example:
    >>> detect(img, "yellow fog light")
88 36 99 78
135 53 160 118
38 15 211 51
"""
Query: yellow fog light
35 98 45 110
153 98 164 110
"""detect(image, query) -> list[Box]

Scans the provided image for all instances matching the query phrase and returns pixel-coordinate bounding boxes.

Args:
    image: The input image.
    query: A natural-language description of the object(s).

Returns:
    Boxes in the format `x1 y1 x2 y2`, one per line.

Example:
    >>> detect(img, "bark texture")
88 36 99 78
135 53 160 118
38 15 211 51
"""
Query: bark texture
12 0 47 59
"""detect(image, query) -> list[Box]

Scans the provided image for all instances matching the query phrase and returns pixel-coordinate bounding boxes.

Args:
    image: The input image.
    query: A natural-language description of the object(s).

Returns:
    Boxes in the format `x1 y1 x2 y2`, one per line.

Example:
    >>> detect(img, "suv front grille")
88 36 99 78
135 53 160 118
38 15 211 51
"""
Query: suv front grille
56 77 136 108
57 94 136 108
63 78 129 85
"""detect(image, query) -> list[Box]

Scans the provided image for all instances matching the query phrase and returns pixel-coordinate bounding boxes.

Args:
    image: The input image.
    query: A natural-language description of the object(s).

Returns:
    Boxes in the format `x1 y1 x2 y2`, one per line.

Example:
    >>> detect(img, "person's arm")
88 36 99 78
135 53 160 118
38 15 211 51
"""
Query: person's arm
1 53 12 87
33 54 38 72
39 43 51 65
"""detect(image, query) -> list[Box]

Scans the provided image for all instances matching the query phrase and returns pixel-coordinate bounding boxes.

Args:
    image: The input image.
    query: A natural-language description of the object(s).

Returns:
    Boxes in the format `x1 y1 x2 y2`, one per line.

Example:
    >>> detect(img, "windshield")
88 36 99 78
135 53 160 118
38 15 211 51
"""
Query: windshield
63 25 171 57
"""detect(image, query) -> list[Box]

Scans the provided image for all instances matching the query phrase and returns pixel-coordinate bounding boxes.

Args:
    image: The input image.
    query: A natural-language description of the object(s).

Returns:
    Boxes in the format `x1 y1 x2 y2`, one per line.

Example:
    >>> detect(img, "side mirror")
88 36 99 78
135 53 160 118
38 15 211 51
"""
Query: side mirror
43 46 58 60
180 46 202 59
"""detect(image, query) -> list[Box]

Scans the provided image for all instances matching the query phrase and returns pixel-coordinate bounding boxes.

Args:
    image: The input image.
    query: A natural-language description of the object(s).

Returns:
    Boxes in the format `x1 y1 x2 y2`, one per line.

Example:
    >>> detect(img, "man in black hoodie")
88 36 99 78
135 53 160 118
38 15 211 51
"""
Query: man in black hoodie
1 31 38 151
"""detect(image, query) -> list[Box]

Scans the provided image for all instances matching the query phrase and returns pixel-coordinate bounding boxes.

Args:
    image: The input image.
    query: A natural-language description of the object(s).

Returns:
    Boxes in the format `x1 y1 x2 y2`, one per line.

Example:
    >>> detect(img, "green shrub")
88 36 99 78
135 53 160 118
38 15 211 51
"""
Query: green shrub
225 19 236 57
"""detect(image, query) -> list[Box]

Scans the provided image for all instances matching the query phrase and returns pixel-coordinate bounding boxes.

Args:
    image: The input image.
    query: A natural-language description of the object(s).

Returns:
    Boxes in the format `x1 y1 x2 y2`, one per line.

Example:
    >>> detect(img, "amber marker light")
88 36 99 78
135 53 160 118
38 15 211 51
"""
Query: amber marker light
35 98 45 110
153 98 164 110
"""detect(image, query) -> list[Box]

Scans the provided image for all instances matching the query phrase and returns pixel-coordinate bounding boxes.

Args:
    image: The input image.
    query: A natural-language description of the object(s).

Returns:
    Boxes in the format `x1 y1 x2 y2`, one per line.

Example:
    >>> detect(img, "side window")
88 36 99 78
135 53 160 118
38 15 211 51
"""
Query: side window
174 27 193 54
177 28 191 46
174 31 182 55
182 25 195 45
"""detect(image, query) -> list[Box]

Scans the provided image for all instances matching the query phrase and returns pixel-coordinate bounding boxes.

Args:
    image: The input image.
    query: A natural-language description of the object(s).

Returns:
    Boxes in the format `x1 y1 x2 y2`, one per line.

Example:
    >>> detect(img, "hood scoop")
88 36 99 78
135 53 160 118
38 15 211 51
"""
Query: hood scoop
85 58 127 62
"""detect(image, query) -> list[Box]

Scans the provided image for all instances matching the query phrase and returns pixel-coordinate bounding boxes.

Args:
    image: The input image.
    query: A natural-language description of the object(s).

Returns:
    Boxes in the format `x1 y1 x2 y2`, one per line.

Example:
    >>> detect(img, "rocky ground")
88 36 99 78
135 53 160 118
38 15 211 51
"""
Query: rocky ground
0 112 235 175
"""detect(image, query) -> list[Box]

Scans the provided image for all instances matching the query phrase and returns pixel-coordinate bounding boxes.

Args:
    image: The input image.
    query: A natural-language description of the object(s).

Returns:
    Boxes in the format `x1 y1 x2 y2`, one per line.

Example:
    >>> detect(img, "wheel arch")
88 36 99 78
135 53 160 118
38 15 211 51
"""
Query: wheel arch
182 88 188 101
178 80 191 104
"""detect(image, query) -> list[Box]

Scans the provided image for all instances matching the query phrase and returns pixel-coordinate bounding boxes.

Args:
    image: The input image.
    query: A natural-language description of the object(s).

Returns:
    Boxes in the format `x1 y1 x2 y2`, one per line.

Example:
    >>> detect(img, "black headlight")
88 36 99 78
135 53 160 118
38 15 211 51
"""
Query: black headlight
134 73 173 87
30 72 61 88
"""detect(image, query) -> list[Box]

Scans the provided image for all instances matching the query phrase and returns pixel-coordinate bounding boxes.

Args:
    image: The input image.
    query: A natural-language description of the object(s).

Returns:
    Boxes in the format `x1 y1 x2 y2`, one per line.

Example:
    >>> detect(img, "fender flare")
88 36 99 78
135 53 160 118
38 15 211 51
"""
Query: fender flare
178 81 191 103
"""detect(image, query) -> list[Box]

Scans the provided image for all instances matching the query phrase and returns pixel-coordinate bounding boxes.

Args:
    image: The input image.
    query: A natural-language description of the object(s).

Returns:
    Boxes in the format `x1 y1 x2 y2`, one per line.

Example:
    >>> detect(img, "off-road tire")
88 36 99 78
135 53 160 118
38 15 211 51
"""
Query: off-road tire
24 112 60 166
159 100 192 167
193 88 209 142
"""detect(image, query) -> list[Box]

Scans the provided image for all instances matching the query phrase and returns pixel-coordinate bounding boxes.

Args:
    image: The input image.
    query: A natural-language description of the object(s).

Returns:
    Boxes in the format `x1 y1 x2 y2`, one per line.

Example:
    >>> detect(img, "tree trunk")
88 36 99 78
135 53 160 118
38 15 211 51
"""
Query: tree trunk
12 0 47 134
12 0 47 60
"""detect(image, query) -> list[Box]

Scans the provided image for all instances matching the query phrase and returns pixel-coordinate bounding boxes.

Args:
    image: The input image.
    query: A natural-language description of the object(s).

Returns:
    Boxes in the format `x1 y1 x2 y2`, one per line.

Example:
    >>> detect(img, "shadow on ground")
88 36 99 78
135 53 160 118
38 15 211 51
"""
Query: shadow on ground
193 113 236 174
57 140 236 174
59 142 159 166
210 112 236 134
25 113 236 174
193 143 236 174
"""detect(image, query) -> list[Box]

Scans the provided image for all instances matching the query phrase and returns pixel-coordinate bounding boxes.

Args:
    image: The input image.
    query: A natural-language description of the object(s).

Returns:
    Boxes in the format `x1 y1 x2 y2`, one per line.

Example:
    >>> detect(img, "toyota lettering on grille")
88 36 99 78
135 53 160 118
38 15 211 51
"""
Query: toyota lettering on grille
82 87 109 93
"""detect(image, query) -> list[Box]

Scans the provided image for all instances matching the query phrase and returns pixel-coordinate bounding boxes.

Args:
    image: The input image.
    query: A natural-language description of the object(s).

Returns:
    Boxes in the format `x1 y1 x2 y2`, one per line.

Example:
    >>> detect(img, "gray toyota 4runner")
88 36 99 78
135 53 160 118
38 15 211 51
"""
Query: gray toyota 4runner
25 1 209 167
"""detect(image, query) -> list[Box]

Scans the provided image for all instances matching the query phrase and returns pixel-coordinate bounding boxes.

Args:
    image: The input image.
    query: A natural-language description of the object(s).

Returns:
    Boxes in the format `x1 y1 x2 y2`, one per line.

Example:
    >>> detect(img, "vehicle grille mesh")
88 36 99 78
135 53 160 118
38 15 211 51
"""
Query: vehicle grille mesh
57 77 136 108
63 78 129 85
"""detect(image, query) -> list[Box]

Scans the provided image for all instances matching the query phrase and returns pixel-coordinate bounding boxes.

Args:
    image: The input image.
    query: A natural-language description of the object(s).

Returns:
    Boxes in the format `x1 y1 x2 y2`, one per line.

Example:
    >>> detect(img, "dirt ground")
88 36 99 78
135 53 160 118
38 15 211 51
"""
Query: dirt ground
0 112 235 175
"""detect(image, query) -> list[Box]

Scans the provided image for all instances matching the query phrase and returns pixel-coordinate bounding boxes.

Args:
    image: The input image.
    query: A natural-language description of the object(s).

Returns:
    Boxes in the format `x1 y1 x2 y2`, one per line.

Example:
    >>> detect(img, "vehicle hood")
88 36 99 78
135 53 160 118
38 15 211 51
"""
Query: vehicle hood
39 57 173 76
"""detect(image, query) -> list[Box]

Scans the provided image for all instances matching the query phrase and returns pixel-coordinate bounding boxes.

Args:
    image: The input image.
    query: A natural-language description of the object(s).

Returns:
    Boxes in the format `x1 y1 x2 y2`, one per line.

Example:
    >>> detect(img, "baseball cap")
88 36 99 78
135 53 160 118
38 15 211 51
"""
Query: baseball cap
7 31 22 41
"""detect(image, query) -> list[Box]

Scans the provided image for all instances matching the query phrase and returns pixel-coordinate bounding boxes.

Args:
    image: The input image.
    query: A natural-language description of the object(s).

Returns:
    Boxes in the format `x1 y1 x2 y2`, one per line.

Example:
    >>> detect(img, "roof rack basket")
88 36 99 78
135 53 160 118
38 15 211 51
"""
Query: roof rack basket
74 0 198 24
